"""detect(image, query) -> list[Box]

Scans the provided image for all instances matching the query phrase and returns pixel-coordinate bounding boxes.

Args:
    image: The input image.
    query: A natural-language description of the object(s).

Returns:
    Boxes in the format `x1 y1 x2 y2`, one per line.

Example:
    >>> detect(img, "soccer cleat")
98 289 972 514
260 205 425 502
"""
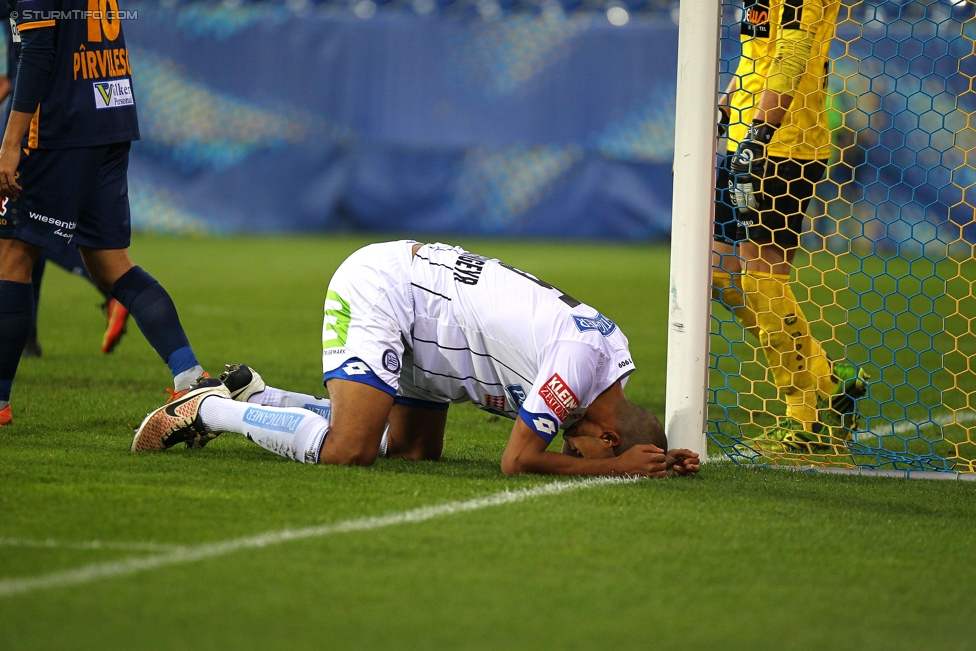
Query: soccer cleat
219 364 266 402
749 417 823 453
818 361 870 439
165 372 212 404
132 377 231 452
101 299 129 354
0 405 12 426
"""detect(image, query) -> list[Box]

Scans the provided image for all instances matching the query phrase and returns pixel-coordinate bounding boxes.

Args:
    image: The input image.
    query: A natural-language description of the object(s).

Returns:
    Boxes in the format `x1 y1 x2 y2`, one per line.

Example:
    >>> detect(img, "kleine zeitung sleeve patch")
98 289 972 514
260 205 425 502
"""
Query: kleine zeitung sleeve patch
538 373 579 422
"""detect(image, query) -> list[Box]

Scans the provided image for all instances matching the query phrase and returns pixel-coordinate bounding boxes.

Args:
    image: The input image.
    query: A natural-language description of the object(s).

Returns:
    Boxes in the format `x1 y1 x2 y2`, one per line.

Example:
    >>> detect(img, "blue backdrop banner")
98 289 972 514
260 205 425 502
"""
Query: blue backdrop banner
124 4 679 239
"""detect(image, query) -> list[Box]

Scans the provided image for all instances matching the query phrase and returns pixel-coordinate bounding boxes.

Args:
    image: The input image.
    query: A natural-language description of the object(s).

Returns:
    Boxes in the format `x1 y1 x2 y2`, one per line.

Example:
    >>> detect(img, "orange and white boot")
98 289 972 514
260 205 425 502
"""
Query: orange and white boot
101 299 129 354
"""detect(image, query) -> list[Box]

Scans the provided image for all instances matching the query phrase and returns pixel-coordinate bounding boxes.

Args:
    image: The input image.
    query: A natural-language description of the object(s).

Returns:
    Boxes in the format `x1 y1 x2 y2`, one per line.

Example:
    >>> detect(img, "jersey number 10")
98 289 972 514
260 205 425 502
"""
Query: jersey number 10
87 0 121 42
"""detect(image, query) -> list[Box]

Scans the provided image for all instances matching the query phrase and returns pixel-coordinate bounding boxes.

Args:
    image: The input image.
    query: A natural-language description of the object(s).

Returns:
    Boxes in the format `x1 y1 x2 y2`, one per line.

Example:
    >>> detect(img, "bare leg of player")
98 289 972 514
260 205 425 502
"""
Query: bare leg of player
385 404 449 461
319 378 394 466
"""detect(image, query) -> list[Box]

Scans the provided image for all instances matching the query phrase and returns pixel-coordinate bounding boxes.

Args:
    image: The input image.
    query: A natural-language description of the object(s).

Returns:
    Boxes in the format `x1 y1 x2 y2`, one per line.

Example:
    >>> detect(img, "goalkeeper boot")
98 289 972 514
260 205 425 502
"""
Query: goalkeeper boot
101 299 129 354
818 361 870 441
0 405 12 426
750 417 827 453
219 364 266 402
132 377 230 452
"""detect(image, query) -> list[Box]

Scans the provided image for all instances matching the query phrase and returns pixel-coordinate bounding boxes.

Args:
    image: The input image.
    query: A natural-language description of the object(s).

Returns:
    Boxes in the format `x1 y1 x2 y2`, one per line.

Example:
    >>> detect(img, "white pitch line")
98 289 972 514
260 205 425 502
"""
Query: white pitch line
0 476 637 598
0 538 185 552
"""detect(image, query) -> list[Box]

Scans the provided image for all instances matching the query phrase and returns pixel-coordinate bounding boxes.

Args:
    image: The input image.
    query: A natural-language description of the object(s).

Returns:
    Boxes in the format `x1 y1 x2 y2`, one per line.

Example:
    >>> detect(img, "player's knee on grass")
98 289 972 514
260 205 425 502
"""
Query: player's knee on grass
386 403 449 461
319 378 395 466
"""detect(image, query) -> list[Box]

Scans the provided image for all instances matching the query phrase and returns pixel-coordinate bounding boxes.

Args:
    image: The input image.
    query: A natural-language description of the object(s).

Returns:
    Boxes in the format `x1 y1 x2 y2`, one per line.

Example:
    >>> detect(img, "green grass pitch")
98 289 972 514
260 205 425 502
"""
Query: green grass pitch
1 235 975 650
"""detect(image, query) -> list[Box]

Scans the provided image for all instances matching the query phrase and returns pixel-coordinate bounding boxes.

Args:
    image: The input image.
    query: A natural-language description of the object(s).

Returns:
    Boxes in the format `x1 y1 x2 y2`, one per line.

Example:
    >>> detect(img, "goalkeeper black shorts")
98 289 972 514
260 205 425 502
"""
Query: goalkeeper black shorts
714 155 827 249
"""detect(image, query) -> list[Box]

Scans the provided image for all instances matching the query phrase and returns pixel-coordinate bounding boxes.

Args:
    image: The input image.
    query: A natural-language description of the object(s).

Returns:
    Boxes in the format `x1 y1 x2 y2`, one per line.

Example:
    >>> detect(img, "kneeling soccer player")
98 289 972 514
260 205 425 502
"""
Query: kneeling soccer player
132 241 699 478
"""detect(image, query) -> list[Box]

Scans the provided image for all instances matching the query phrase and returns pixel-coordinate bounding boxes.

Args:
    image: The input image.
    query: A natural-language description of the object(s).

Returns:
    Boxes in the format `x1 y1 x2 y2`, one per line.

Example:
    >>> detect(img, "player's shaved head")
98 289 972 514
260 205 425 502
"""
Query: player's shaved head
612 400 666 454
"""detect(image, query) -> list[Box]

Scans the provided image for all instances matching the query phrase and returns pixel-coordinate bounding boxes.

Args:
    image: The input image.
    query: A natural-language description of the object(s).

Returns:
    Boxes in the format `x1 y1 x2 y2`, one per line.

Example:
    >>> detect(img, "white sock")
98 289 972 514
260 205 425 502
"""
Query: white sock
174 365 207 392
199 397 328 464
248 386 332 419
378 428 390 458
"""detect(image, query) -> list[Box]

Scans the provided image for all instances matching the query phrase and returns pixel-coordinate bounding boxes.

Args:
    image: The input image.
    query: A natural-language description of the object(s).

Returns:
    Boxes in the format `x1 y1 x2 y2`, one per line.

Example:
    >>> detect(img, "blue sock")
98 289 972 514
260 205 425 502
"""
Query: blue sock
110 266 199 377
0 281 35 402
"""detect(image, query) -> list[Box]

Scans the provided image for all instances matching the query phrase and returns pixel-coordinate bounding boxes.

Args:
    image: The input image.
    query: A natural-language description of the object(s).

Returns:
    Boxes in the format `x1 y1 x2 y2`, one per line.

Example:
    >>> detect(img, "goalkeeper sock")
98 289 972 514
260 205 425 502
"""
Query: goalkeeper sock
741 271 835 430
712 270 761 341
199 397 329 464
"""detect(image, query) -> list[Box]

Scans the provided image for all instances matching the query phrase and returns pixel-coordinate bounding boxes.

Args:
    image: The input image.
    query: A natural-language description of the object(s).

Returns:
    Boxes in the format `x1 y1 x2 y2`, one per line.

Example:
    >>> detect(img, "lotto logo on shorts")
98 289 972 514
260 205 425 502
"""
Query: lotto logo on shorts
342 361 370 376
93 79 134 109
538 373 578 421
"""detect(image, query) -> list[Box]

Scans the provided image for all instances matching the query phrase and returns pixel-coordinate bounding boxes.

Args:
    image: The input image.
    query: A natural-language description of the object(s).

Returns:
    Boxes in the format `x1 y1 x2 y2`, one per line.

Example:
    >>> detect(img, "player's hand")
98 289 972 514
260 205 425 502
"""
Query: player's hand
717 106 730 138
612 444 668 478
728 120 776 214
666 448 701 476
0 144 22 199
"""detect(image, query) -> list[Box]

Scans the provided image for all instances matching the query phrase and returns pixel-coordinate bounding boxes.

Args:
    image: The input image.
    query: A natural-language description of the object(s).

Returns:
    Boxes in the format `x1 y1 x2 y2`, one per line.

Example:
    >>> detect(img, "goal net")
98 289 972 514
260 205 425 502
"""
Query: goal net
705 0 976 474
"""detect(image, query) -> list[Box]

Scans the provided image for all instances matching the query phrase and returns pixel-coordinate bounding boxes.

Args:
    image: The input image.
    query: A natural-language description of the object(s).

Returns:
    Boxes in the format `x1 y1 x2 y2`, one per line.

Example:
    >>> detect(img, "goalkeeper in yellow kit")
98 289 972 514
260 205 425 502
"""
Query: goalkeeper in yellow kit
712 0 868 452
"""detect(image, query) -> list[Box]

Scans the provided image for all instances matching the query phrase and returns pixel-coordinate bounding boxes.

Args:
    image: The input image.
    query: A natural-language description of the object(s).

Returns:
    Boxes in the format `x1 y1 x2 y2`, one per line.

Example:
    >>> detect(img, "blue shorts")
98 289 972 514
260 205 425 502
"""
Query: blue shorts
0 142 132 252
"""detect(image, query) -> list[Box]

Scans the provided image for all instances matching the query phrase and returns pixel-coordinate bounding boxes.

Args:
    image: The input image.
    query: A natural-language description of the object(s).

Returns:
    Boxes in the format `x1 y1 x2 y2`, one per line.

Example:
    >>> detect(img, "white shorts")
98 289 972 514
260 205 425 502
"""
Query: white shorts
321 240 418 396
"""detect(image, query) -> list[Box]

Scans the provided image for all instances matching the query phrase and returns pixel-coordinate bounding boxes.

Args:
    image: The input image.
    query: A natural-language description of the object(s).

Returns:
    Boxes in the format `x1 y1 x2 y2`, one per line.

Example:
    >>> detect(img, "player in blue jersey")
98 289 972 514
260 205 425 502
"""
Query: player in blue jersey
0 7 128 358
0 0 205 425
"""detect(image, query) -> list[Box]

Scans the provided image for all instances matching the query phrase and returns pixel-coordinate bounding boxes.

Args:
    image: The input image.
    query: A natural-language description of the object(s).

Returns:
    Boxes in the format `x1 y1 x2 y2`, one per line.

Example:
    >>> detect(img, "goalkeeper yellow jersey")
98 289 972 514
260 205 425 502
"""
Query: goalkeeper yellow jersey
727 0 840 160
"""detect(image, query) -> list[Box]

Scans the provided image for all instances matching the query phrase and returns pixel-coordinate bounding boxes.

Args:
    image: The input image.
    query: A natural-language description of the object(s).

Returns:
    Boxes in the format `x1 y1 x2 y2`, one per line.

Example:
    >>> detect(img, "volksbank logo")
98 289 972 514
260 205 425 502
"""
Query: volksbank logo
572 312 617 337
93 78 133 109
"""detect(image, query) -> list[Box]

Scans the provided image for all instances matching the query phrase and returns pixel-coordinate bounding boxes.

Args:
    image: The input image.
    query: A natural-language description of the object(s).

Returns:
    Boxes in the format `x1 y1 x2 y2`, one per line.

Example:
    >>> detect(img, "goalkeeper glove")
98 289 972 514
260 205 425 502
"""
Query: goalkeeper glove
728 120 777 213
717 107 730 137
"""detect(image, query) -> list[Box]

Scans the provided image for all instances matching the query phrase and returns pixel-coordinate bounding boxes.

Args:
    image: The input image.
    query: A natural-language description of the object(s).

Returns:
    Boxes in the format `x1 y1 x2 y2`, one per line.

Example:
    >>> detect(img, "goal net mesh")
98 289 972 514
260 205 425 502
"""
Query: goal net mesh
708 0 976 472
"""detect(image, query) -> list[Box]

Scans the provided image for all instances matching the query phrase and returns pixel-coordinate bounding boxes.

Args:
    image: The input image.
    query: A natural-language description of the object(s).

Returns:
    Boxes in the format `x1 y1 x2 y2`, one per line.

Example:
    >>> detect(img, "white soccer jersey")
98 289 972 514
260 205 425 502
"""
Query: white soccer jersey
322 241 636 444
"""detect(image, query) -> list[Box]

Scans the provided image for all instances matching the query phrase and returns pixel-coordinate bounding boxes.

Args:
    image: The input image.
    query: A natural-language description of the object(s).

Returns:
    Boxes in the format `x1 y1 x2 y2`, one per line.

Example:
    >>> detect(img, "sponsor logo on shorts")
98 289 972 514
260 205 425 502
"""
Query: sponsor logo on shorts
323 347 348 356
243 407 305 434
505 384 526 409
0 197 7 216
538 373 579 421
572 313 616 337
28 211 76 231
382 349 400 373
342 361 371 376
93 79 134 109
484 394 506 411
323 291 351 350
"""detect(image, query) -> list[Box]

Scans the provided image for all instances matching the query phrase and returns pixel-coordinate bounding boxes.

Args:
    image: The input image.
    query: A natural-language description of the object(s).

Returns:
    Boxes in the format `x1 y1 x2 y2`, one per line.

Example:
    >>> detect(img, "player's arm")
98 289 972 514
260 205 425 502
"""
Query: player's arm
717 75 739 136
753 0 827 127
729 0 825 211
0 23 55 198
501 417 667 477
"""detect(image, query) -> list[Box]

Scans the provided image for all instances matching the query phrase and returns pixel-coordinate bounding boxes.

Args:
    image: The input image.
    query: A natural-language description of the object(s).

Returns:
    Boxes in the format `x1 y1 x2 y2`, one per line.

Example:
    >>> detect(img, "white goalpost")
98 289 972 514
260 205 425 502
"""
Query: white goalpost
664 0 721 458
